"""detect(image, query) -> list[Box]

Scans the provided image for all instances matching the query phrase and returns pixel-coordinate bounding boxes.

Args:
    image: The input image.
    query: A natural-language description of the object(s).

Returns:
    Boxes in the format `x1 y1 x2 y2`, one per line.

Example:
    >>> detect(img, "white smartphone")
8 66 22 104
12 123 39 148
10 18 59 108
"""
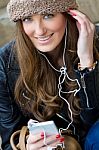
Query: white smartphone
28 120 59 135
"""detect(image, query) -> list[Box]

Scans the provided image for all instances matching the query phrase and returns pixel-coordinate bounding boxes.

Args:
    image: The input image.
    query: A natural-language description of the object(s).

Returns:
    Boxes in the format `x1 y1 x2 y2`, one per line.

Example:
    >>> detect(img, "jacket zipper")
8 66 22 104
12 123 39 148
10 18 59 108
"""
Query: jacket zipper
80 73 90 108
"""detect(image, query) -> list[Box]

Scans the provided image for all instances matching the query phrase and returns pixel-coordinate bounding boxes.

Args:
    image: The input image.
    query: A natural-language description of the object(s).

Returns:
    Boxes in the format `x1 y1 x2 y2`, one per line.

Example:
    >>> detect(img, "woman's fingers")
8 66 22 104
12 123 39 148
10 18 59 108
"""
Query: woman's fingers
27 132 45 150
68 9 94 66
27 133 64 150
69 10 95 35
44 134 64 145
39 135 64 150
27 132 44 144
27 138 45 150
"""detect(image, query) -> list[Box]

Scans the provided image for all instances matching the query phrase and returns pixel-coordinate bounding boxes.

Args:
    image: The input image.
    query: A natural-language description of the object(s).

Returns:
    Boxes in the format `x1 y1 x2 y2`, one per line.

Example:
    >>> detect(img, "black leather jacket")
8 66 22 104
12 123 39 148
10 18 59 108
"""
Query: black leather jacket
0 41 99 150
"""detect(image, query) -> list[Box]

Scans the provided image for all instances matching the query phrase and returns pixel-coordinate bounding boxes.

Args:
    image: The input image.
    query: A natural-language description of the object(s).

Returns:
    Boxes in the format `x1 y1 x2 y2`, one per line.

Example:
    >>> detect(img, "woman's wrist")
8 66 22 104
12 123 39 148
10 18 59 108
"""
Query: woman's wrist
78 54 94 68
78 61 97 71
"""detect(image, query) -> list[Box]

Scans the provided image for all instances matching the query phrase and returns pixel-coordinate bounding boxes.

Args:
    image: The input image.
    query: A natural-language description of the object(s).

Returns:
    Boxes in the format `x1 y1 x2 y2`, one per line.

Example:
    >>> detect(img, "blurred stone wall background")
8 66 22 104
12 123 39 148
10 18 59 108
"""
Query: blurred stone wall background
0 0 99 47
0 0 9 8
0 0 15 47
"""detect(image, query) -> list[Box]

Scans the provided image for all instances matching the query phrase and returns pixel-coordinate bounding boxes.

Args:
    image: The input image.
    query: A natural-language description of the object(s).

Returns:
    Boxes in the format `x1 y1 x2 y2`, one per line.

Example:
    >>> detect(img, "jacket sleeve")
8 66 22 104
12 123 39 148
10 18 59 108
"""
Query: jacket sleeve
75 61 99 126
0 49 27 150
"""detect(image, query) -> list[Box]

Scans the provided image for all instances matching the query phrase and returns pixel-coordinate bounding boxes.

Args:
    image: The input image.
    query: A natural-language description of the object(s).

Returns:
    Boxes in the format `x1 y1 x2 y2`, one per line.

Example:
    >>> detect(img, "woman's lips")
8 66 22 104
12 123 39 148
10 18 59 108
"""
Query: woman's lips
35 33 53 44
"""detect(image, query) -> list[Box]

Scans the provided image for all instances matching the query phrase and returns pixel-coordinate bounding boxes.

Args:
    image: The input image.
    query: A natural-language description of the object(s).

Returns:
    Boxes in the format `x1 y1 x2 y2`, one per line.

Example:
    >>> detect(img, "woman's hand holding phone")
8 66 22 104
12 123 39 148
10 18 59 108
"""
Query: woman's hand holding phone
26 120 64 150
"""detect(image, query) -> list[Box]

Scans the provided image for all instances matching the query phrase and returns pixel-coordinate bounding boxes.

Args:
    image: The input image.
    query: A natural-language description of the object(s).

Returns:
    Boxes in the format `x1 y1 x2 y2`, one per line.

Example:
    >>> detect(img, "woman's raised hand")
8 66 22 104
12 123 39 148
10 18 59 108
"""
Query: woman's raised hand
69 10 95 68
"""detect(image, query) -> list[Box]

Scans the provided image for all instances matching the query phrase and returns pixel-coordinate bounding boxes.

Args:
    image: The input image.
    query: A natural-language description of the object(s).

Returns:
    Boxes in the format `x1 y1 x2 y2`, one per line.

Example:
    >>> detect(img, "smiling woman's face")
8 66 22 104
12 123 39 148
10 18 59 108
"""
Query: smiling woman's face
22 13 66 53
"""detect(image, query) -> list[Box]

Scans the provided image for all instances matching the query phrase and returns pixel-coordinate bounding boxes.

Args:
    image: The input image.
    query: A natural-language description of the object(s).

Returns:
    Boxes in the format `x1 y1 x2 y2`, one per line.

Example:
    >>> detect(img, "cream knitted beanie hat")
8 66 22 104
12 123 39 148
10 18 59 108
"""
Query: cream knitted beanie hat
7 0 78 22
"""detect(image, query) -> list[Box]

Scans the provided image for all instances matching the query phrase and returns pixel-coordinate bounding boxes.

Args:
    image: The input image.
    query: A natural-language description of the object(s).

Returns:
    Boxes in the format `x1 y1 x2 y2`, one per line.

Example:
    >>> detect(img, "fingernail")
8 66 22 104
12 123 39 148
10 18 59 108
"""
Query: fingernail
41 132 44 137
68 8 73 11
56 134 60 138
60 137 64 142
71 12 76 16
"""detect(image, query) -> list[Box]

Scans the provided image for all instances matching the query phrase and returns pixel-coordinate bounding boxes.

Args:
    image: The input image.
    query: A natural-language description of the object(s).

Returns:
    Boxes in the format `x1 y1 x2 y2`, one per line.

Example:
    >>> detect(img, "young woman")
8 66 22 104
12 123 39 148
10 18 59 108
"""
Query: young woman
0 0 99 149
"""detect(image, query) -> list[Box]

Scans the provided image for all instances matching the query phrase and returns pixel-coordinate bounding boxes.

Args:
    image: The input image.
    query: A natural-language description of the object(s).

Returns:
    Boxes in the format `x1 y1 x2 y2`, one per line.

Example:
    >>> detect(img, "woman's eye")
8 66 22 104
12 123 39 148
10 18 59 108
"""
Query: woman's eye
22 17 32 22
44 14 54 19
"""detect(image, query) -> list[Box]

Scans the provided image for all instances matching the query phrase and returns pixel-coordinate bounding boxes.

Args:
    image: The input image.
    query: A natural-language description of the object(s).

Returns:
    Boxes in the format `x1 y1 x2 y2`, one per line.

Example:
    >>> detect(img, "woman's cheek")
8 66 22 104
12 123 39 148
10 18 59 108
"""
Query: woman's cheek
23 24 33 37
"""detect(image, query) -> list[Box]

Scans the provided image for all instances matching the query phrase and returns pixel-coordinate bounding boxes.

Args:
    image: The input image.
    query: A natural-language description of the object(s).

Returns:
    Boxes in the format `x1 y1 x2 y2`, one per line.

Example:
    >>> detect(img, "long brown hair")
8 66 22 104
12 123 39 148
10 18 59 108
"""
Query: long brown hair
14 13 99 122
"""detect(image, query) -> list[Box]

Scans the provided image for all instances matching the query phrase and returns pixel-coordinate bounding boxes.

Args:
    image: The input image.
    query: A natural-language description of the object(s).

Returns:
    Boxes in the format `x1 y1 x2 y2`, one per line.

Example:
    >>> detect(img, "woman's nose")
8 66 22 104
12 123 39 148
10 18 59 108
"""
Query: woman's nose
34 21 46 36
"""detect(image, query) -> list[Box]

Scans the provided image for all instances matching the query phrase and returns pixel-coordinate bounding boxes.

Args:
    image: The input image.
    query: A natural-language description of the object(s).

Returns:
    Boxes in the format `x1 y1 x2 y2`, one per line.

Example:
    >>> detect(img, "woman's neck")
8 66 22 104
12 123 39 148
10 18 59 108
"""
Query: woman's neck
46 41 64 69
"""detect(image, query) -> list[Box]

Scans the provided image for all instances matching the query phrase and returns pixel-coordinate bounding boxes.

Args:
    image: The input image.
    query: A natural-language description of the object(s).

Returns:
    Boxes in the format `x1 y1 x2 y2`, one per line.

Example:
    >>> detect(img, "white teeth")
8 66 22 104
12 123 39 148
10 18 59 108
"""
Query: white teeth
38 35 51 41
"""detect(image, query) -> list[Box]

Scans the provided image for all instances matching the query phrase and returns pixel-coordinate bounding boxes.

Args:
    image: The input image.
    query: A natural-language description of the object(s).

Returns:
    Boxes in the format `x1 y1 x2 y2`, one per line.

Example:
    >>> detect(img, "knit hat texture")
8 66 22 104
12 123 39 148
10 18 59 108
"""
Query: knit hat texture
7 0 78 22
